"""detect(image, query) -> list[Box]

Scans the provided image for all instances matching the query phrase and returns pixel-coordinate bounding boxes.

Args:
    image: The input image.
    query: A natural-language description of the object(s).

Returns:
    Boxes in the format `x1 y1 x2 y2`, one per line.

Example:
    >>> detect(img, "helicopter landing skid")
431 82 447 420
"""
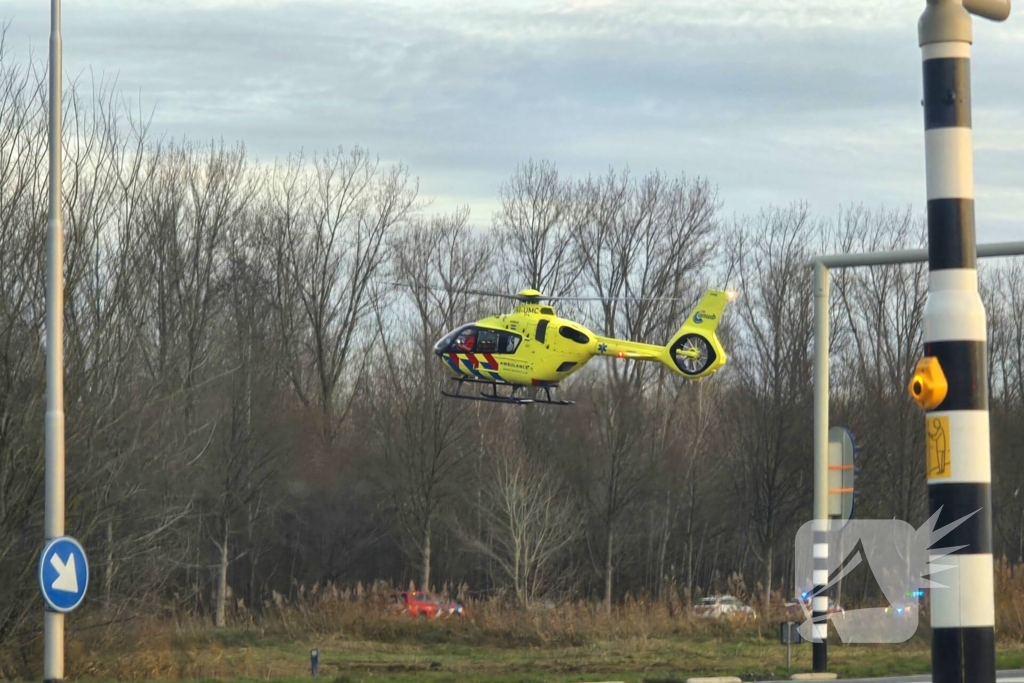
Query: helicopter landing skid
442 377 575 406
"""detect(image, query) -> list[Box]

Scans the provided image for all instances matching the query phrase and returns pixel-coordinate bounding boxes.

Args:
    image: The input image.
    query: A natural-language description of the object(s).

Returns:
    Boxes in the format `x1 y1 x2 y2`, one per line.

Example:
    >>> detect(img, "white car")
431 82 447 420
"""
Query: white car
694 594 757 619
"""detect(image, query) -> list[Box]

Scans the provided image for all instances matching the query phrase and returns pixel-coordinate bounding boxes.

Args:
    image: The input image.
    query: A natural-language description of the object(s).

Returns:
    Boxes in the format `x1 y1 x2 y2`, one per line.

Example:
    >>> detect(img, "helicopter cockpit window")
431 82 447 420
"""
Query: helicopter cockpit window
453 328 477 352
437 326 522 355
476 330 499 353
434 324 472 354
558 326 590 344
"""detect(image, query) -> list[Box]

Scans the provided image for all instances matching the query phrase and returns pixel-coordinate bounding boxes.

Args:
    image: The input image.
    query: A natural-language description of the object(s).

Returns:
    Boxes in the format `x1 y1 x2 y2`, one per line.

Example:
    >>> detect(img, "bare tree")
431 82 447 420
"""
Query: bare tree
388 206 495 357
365 359 471 592
725 203 818 615
984 261 1024 561
59 73 168 613
465 425 583 607
493 159 583 296
0 40 47 644
650 377 730 600
365 209 490 590
565 167 721 610
830 205 928 522
270 146 420 445
571 167 721 381
201 201 288 627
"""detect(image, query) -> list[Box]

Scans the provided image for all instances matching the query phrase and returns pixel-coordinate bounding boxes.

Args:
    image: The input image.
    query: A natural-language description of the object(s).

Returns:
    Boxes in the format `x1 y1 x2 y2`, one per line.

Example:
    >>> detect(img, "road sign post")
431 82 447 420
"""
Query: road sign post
44 1 68 681
780 621 803 672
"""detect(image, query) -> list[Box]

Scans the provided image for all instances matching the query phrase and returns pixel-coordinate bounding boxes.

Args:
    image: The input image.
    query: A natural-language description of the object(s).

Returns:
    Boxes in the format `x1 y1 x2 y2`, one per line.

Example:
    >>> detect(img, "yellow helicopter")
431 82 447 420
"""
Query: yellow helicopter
430 287 735 405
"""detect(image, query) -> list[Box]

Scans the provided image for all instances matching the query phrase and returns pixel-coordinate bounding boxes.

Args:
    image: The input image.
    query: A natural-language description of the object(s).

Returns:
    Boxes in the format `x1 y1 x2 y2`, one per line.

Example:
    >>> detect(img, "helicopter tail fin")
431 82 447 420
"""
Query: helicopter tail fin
660 289 733 378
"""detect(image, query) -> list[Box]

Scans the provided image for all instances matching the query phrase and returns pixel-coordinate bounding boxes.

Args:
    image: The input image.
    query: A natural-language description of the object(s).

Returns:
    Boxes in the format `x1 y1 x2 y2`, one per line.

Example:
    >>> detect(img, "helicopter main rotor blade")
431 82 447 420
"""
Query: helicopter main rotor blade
391 281 724 304
540 295 696 302
391 282 522 300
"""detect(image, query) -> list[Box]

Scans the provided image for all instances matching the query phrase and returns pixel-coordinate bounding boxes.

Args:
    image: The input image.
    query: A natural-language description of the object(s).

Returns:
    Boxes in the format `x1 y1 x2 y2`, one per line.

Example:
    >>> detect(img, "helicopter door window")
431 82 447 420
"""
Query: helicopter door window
497 332 522 354
535 319 549 343
476 330 499 353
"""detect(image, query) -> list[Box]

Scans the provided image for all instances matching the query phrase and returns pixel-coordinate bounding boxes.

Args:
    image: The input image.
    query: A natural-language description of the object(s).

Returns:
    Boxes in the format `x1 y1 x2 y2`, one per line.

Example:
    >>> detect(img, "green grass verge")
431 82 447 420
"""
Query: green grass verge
69 632 1024 682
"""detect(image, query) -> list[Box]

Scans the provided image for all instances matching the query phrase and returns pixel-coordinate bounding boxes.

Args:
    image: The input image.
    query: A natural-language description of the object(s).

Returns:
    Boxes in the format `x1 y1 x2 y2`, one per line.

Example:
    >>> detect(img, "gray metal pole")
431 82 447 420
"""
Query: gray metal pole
44 0 65 681
812 261 830 672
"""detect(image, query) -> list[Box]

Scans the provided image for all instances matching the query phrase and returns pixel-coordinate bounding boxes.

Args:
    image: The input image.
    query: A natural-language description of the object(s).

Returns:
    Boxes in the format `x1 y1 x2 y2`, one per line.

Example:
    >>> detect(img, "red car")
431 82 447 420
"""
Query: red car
391 591 465 619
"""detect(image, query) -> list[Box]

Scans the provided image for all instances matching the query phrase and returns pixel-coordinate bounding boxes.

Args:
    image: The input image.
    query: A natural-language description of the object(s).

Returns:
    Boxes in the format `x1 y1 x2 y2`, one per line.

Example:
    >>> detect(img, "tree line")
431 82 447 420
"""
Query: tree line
1 37 1023 650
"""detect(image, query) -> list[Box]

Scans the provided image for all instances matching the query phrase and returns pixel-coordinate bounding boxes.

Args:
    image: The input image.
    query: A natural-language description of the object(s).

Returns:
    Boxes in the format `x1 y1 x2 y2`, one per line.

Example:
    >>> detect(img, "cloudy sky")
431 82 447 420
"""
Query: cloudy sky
3 0 1023 242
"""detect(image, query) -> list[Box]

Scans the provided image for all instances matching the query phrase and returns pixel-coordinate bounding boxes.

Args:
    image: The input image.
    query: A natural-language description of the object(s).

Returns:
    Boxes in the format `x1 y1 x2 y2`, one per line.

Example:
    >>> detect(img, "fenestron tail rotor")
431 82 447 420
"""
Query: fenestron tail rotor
673 334 712 375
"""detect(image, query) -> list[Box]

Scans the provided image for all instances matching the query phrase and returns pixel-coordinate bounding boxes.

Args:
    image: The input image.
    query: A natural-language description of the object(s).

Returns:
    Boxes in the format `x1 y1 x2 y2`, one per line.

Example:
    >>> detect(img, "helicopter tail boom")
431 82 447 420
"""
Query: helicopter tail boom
591 289 731 379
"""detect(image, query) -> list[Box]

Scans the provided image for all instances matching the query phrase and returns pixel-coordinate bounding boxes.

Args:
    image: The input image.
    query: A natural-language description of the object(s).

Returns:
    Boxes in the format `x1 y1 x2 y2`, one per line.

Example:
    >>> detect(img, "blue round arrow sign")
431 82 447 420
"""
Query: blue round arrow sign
39 536 89 613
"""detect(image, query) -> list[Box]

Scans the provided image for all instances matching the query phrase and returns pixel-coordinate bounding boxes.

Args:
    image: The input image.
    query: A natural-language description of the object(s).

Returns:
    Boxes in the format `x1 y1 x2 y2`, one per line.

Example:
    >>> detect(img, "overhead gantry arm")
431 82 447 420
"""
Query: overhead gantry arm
962 0 1010 22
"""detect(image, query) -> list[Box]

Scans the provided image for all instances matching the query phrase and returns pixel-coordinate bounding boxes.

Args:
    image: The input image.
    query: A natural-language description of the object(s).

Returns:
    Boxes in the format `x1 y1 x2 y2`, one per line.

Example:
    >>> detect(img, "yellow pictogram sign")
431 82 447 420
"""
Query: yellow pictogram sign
927 416 951 479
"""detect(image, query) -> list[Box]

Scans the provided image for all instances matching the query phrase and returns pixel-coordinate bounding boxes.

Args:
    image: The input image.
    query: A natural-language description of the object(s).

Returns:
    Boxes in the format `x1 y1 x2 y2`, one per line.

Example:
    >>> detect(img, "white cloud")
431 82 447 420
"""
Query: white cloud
2 0 1022 241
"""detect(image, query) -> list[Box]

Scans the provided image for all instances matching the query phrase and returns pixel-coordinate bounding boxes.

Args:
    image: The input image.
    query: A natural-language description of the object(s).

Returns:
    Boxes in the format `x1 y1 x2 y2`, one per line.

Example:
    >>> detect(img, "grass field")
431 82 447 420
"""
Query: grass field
12 567 1024 682
58 620 1024 682
212 640 1024 682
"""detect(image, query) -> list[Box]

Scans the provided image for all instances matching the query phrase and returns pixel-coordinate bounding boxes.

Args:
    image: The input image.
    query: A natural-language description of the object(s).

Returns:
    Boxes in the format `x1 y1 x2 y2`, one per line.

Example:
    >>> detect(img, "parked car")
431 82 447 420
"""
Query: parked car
390 591 465 619
694 594 756 619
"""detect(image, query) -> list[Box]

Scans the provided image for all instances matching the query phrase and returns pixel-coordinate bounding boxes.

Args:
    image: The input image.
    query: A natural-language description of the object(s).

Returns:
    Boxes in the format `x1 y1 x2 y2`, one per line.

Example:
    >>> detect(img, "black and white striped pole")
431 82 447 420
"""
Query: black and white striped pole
811 260 829 673
912 1 1009 682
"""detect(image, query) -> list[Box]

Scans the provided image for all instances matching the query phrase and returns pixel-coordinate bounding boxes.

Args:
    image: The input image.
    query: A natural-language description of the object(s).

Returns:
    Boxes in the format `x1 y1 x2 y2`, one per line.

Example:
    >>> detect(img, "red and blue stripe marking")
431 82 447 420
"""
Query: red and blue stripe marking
445 353 504 382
